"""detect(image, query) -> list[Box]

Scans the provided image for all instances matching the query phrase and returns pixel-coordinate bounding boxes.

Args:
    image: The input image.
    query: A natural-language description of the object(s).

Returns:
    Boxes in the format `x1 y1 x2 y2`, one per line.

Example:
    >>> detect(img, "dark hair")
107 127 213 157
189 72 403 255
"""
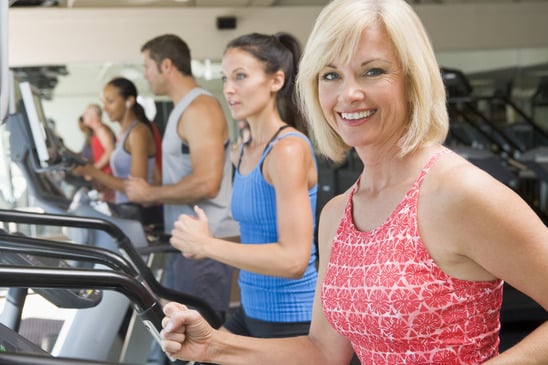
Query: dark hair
225 32 307 135
141 34 192 76
106 77 151 130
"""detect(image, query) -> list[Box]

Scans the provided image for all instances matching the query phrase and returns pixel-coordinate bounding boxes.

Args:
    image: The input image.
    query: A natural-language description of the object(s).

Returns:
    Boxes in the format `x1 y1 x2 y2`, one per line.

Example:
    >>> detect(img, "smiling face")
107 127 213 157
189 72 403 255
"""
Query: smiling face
317 23 409 152
101 84 126 123
221 48 282 122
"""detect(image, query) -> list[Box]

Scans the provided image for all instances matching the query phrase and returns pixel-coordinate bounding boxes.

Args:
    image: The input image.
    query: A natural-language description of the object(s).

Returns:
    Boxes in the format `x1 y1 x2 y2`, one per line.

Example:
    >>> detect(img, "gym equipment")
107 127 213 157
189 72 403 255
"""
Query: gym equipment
0 209 221 364
0 226 172 364
0 264 165 361
0 2 203 364
1 76 170 362
0 209 219 322
442 67 548 219
0 320 134 364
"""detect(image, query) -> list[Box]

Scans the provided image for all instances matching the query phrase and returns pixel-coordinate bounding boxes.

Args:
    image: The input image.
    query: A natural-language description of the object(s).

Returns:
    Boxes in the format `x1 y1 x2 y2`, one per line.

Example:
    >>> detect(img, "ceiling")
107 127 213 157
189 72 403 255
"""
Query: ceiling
11 0 333 7
11 0 548 8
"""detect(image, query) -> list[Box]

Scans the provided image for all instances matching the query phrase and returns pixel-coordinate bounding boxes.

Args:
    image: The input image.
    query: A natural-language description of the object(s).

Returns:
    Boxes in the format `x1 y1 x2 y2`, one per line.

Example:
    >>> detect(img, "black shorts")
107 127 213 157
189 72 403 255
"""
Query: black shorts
223 306 310 338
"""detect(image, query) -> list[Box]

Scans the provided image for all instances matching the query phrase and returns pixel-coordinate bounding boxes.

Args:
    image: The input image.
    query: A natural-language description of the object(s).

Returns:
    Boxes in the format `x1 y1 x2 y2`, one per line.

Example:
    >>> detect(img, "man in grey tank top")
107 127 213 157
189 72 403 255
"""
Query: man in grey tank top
125 34 239 347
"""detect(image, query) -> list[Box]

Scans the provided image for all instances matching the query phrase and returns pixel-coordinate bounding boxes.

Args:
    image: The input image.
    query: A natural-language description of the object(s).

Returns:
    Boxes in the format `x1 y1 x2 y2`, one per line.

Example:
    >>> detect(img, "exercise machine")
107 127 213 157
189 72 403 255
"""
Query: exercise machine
0 209 221 364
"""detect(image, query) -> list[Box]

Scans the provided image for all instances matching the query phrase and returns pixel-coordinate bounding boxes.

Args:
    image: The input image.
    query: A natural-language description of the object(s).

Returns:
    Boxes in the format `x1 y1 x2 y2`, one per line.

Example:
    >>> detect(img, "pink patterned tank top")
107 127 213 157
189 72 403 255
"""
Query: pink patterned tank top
321 150 503 364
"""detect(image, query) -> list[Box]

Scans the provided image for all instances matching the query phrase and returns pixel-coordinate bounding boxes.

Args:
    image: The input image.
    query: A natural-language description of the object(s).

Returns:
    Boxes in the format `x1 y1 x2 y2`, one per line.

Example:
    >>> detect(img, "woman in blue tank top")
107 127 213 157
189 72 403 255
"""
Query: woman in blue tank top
170 32 319 338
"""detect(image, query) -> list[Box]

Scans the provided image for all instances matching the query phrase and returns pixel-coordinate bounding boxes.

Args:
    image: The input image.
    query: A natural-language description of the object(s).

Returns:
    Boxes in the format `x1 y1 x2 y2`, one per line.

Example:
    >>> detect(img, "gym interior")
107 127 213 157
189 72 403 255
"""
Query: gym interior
0 0 548 364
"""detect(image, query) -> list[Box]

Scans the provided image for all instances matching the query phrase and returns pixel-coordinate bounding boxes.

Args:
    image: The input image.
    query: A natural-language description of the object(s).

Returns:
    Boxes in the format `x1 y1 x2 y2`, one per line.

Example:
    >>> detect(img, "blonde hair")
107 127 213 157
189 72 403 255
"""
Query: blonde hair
86 103 103 119
297 0 448 162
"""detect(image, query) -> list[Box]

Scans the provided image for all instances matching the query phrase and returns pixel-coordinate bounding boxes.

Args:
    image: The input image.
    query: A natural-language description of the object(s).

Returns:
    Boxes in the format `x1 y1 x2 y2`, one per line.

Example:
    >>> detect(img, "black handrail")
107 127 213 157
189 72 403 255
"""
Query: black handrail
0 209 222 327
0 266 161 322
448 94 548 153
0 233 136 275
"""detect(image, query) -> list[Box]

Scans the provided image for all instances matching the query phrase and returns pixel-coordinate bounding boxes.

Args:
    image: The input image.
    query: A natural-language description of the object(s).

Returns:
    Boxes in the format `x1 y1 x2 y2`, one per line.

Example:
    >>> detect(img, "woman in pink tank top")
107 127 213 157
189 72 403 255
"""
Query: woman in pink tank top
158 1 548 364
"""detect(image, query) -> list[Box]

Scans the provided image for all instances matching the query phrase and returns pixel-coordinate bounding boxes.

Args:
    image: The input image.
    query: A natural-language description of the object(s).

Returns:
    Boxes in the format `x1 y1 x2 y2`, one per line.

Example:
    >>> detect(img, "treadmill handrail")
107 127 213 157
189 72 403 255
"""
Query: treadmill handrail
0 209 130 245
0 266 160 319
0 209 222 327
483 94 548 142
0 265 166 356
448 94 548 151
0 233 137 275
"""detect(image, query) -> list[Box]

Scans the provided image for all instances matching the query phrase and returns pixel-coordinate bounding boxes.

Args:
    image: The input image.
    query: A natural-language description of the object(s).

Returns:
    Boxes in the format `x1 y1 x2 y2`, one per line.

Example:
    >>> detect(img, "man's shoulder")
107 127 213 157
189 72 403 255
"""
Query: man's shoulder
185 92 223 115
173 91 227 135
190 90 219 104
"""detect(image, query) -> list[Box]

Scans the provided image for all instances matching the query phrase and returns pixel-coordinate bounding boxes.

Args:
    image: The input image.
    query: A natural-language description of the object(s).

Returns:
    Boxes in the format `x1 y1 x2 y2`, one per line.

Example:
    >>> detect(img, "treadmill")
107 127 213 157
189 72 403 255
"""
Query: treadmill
0 56 183 359
0 321 136 364
0 238 167 364
0 4 174 362
0 208 222 364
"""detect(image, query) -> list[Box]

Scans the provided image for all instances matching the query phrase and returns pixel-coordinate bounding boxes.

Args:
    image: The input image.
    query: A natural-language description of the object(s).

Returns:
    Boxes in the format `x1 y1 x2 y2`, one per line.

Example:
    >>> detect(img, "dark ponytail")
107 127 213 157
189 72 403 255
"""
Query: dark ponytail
225 32 308 135
107 77 152 131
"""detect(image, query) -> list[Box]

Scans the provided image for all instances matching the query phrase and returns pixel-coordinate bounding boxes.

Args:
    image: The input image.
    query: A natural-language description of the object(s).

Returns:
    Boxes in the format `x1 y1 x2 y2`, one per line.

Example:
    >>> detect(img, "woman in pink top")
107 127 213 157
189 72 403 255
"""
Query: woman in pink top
82 103 115 175
159 0 548 364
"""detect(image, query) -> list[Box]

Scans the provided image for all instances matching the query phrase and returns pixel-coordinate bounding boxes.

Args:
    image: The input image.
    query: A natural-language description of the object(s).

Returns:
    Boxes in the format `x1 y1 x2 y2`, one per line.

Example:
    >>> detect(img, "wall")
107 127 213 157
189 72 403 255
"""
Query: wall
6 3 548 150
7 3 548 66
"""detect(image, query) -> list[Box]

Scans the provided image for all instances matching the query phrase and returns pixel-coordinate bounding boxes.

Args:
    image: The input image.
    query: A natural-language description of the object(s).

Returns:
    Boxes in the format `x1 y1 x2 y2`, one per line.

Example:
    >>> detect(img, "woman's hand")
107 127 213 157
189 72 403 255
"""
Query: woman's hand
71 163 93 180
170 205 212 259
161 302 213 362
124 176 152 204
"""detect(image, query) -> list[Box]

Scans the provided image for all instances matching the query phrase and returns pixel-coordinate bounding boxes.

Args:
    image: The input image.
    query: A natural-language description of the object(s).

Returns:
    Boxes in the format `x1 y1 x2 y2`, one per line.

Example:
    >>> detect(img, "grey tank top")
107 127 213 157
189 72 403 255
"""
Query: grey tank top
110 121 156 204
162 88 239 237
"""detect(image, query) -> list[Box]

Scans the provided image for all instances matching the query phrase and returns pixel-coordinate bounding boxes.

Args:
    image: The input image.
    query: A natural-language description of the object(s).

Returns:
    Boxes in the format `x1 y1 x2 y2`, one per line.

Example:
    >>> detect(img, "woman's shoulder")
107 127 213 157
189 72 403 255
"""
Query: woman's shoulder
321 191 349 221
269 129 313 157
427 148 498 193
422 147 517 219
130 120 151 132
265 131 316 179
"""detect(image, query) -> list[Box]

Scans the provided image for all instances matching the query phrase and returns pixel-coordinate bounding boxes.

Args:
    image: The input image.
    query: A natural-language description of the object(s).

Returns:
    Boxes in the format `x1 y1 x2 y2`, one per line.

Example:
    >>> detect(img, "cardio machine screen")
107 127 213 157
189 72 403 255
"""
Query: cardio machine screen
18 81 61 168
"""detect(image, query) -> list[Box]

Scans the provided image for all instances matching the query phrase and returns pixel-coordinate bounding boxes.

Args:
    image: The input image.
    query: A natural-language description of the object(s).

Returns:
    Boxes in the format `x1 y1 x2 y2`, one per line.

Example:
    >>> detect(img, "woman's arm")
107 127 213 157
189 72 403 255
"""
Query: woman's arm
71 162 122 192
170 136 316 278
162 194 354 364
424 157 548 364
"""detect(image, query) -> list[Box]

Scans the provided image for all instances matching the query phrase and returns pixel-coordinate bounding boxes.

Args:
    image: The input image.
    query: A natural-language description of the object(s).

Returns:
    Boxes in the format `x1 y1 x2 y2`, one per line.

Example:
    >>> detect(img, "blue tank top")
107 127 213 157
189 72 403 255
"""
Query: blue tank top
110 121 156 203
231 131 318 322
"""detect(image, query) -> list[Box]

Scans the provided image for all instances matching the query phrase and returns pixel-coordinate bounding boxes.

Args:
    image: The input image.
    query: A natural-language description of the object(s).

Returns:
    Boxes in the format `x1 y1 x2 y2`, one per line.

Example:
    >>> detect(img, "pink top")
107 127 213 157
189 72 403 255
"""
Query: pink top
90 134 112 175
321 150 503 364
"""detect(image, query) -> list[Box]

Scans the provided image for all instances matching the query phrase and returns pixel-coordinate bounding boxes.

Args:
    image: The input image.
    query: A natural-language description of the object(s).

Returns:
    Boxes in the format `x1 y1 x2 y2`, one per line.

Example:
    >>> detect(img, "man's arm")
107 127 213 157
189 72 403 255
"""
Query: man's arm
127 95 228 206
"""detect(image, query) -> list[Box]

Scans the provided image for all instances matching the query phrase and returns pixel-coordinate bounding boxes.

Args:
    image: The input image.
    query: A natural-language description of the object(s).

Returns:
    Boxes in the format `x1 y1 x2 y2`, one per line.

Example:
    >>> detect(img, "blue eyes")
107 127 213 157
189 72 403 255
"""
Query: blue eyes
221 73 246 83
367 68 384 77
320 68 385 81
321 72 339 81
